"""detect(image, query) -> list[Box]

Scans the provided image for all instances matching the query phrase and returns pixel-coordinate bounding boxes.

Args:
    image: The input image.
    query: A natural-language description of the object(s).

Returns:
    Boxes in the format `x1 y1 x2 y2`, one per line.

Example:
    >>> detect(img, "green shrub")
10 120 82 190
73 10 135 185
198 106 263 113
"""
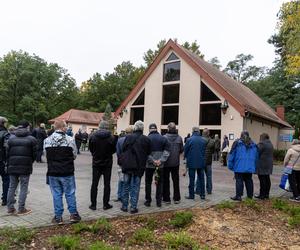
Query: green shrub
243 198 261 211
170 211 193 228
288 206 300 216
216 201 235 209
126 228 155 245
146 218 157 230
288 214 300 228
88 241 119 250
73 218 112 234
272 198 289 211
273 149 286 162
164 231 199 250
0 227 35 246
0 244 8 250
49 235 80 250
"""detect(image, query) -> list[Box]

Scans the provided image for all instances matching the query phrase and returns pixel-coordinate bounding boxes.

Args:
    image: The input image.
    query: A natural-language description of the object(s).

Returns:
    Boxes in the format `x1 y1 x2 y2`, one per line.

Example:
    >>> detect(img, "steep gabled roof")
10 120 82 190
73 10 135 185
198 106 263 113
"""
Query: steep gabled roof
49 109 106 125
115 39 291 128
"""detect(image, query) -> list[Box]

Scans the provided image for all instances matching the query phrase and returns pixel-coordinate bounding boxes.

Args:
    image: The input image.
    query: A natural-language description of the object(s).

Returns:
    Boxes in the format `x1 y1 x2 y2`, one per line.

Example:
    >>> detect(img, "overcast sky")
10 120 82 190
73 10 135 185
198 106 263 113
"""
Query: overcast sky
0 0 287 85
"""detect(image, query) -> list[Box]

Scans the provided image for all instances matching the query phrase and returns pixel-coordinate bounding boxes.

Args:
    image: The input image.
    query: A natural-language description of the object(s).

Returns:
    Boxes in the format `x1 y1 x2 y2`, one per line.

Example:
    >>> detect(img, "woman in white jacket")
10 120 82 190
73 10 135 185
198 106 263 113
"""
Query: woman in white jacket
284 139 300 202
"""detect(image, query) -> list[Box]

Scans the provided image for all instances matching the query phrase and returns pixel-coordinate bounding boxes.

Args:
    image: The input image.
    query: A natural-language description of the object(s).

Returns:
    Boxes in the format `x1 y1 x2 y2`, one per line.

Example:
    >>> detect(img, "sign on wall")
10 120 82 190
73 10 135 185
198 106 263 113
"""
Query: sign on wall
279 134 293 142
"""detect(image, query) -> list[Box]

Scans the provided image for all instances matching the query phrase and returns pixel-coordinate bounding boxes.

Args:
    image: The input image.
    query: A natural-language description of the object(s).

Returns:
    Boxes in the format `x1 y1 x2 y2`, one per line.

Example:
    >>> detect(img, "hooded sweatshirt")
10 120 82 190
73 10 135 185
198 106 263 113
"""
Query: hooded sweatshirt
89 129 116 168
284 144 300 171
164 133 183 167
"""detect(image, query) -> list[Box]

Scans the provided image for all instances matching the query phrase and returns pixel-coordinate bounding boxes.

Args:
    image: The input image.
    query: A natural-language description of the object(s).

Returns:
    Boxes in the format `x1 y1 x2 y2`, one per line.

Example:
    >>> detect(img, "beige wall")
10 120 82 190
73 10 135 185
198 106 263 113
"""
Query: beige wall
244 118 279 147
68 123 98 136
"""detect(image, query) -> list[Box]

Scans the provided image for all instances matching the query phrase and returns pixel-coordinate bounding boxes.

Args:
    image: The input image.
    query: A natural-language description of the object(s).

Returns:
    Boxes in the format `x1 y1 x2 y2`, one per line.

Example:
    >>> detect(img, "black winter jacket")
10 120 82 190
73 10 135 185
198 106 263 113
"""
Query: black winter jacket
257 139 274 175
7 128 37 175
164 133 183 167
122 131 151 177
89 129 117 168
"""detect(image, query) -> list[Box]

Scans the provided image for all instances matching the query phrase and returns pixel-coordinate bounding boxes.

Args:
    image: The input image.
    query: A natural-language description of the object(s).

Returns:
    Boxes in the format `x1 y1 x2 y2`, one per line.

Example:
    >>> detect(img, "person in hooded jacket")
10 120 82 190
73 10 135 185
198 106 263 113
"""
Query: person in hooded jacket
6 120 37 215
162 122 183 204
284 139 300 202
145 123 170 208
255 133 273 200
120 121 151 214
89 121 117 211
228 130 258 201
184 127 207 200
0 116 10 206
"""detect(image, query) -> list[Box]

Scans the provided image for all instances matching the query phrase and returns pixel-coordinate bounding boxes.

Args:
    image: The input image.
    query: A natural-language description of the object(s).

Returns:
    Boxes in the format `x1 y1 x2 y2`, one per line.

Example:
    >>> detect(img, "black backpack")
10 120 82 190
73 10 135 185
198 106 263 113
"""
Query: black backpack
118 135 140 170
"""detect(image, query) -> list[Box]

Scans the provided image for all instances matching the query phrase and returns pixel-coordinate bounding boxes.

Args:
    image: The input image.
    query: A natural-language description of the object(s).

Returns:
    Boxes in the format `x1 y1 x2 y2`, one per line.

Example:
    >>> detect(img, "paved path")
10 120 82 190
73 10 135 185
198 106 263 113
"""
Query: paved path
0 151 285 228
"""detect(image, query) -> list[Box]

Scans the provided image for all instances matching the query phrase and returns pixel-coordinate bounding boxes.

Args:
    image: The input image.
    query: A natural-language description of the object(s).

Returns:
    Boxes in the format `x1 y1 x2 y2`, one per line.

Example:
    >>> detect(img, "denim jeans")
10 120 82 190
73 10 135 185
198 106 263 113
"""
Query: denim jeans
49 175 78 218
196 165 212 194
189 168 205 198
0 162 9 203
122 174 141 209
235 173 253 198
117 167 124 200
7 175 30 211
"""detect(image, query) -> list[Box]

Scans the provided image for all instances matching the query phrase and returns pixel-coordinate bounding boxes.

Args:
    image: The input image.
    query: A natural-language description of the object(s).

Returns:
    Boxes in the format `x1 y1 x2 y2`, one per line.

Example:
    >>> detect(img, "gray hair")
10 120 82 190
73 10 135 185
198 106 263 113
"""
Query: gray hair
192 126 200 133
134 120 144 132
0 116 8 125
167 122 176 132
99 120 109 130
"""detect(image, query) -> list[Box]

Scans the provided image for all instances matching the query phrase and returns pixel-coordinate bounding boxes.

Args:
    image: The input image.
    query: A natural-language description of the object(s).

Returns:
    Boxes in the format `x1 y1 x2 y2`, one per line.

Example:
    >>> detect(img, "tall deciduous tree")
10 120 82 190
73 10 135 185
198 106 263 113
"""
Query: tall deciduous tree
223 54 266 84
0 50 79 125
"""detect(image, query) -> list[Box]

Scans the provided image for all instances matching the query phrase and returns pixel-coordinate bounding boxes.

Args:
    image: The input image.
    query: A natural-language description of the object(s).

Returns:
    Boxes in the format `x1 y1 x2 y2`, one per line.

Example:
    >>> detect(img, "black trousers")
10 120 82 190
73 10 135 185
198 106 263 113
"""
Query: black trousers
145 168 163 204
235 173 253 198
222 152 228 166
163 166 180 202
0 162 9 203
288 170 300 198
90 166 112 207
258 175 271 198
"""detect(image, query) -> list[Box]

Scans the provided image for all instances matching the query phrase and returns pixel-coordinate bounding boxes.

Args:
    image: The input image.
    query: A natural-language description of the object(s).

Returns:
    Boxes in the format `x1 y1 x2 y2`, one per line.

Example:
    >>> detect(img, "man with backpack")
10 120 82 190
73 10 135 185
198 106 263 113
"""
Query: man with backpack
120 121 151 214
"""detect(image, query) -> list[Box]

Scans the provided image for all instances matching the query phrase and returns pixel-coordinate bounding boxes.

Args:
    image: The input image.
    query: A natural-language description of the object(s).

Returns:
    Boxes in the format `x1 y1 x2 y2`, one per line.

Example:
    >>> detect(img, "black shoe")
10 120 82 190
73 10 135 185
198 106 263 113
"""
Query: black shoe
113 198 122 202
163 200 171 205
52 216 63 225
70 213 81 224
89 205 96 210
185 195 194 200
144 201 151 207
1 201 7 206
103 204 113 210
130 208 138 214
200 196 205 200
120 207 128 212
156 202 162 207
254 194 265 200
230 196 242 201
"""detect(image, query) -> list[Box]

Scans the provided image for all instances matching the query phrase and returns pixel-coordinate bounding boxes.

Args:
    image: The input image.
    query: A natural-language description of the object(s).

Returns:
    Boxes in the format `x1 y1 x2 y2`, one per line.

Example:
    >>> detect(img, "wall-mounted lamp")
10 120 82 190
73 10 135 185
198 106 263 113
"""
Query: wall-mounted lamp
220 100 229 114
119 107 128 118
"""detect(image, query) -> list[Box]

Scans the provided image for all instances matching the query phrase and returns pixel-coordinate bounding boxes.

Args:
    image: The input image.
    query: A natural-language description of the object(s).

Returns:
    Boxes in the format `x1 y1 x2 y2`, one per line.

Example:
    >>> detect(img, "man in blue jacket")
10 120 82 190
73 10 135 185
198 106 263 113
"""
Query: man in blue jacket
184 127 207 200
228 130 258 201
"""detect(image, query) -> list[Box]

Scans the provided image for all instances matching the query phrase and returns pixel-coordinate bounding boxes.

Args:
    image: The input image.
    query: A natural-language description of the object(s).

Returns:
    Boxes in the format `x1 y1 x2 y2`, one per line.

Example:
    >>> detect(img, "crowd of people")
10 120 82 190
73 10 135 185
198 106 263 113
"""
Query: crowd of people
1 116 300 225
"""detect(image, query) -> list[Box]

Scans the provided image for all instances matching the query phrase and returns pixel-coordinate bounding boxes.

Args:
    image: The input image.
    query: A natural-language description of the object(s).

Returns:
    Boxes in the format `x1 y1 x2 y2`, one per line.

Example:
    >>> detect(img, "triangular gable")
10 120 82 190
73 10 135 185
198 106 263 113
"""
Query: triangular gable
166 52 179 61
132 89 145 106
115 39 290 128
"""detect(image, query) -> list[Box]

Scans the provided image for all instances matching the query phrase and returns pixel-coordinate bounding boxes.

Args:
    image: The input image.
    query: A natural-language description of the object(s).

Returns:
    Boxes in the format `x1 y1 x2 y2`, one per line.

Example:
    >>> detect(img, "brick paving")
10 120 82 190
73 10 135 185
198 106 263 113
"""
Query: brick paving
0 151 285 228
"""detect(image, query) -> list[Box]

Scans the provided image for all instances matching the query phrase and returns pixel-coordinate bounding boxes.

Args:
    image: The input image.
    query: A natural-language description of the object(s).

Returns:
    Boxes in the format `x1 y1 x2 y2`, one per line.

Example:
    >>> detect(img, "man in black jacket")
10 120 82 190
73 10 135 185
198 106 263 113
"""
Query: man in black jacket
6 120 37 215
163 122 183 204
32 123 47 163
0 116 10 206
120 120 151 214
44 120 81 224
89 121 117 211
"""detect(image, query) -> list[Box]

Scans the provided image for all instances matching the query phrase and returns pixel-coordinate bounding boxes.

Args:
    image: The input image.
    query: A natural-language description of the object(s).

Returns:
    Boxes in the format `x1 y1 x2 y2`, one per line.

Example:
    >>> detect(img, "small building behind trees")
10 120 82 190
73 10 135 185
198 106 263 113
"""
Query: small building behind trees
49 109 114 134
115 39 293 149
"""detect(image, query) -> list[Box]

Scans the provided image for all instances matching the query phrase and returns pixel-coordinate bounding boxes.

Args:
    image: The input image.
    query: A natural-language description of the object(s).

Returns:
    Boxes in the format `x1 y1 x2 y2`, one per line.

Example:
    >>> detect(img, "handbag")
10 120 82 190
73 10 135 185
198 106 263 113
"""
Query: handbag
279 152 300 191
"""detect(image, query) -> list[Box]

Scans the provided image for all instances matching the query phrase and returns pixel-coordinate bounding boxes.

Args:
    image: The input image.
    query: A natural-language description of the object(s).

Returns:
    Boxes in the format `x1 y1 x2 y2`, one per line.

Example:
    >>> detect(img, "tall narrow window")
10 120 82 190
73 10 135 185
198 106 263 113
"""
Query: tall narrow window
130 89 145 125
162 106 179 125
163 62 180 82
163 84 180 104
